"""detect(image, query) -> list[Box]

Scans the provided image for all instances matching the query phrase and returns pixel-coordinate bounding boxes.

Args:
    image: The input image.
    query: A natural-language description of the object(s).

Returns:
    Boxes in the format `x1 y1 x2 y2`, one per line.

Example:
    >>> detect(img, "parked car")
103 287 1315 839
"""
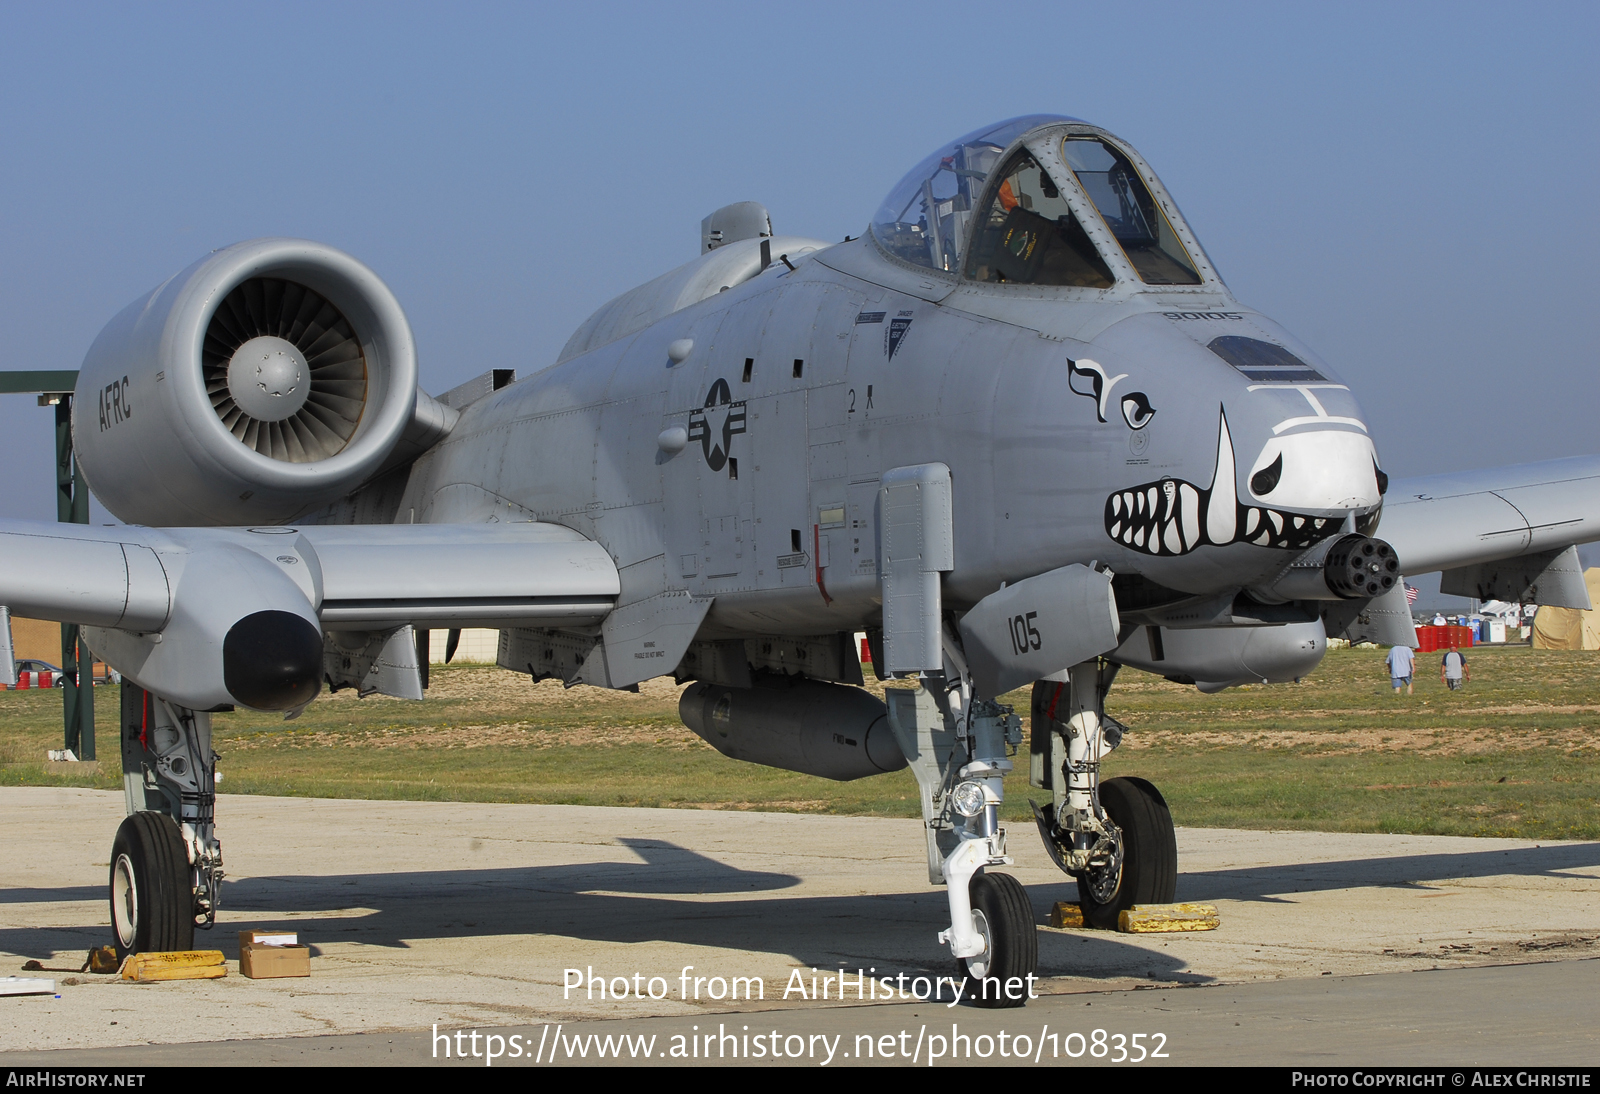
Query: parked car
10 659 120 686
12 659 64 687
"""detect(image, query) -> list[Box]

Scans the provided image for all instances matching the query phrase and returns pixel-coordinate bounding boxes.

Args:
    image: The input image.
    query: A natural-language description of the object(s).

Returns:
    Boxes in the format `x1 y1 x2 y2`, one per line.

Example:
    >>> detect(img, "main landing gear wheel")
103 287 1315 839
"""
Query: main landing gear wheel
1078 777 1177 931
958 871 1038 1009
109 812 194 960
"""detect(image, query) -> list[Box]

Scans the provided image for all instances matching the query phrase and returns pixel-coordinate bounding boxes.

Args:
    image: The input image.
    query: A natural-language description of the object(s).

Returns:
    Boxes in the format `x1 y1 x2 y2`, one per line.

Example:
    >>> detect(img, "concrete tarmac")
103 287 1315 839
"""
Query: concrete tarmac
2 787 1598 1066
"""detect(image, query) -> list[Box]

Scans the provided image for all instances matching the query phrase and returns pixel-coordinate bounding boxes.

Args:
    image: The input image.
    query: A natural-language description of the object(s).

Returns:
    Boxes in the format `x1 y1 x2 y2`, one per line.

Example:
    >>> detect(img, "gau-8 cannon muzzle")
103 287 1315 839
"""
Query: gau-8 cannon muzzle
1261 533 1400 602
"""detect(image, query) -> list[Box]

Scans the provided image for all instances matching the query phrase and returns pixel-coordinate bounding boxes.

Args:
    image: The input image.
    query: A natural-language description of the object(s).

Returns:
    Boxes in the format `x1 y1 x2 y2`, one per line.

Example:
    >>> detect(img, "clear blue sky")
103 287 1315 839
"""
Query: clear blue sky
2 0 1596 604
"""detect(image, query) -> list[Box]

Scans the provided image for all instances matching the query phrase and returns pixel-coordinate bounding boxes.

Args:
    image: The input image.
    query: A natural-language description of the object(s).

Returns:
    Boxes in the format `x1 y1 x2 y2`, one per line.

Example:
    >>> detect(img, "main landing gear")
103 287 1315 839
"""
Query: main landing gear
883 626 1038 1009
1030 661 1177 929
111 683 223 959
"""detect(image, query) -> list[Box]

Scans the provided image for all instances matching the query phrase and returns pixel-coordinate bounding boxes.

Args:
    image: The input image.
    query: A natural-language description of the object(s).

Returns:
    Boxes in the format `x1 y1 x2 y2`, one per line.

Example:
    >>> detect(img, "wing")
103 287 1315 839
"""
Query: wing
1380 454 1600 608
0 519 619 710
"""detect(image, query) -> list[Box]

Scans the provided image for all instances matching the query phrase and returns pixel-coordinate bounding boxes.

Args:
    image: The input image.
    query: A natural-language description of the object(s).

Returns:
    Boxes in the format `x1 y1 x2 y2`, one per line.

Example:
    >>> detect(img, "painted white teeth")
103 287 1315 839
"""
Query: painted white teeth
1204 410 1237 545
1179 484 1200 548
1105 406 1338 557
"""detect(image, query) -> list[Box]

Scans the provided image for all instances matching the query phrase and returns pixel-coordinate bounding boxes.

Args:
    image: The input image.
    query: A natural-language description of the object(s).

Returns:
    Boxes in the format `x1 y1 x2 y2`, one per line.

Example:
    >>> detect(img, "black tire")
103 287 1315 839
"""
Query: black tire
109 812 194 959
957 871 1039 1009
1078 776 1177 930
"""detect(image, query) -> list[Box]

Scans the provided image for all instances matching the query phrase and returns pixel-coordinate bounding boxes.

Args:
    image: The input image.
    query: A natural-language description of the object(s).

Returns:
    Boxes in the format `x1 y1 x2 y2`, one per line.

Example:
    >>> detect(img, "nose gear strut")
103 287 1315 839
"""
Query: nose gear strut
883 623 1037 1008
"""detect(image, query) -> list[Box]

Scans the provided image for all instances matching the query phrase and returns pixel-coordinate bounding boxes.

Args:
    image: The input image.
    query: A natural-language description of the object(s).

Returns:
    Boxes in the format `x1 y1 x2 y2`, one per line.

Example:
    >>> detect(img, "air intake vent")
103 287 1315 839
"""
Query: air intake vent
202 278 367 462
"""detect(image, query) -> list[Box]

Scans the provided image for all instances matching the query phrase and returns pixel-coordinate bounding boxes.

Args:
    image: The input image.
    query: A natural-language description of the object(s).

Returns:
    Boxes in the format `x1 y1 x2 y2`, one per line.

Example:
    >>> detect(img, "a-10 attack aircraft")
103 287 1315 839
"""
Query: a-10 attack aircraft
4 114 1599 1006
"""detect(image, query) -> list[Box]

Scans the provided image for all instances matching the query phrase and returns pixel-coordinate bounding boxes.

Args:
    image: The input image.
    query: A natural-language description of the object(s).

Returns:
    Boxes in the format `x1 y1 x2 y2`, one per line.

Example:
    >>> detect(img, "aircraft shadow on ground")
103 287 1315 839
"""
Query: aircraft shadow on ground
7 839 1595 984
0 837 1197 983
1178 842 1600 903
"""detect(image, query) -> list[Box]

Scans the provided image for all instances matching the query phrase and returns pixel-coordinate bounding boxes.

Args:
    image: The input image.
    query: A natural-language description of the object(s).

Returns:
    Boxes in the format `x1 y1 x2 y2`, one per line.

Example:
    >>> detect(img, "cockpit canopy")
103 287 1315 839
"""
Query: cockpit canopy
871 115 1207 288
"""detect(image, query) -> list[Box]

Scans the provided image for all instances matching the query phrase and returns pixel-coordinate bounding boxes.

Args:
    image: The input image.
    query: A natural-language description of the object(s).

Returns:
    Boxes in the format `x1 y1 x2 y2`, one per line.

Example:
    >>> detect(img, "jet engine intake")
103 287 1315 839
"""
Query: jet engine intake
679 676 905 781
74 239 421 526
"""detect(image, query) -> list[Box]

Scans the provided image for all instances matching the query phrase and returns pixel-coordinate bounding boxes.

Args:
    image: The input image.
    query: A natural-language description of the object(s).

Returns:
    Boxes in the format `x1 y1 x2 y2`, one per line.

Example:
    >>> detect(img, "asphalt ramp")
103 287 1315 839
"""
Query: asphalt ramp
2 788 1596 1063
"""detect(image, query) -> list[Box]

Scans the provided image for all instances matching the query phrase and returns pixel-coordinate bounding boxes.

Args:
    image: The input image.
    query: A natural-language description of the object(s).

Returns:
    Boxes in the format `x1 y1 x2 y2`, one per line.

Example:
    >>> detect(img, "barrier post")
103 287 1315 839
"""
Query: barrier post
54 391 95 760
0 372 89 754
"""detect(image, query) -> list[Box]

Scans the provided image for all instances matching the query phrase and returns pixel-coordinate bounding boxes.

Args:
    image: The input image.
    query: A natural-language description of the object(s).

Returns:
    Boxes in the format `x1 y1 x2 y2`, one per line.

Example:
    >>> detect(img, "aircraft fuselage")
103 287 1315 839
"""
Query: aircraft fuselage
401 237 1384 641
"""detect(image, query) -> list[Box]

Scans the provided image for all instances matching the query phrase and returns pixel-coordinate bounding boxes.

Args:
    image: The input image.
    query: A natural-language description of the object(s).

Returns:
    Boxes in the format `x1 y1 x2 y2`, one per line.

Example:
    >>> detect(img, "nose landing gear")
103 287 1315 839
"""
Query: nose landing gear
958 870 1038 1007
884 628 1039 1008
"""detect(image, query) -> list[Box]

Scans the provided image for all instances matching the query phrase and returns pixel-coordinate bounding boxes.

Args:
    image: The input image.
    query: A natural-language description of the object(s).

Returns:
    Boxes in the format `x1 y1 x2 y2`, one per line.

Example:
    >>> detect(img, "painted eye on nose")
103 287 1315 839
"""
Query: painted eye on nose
1251 453 1283 497
1120 392 1155 430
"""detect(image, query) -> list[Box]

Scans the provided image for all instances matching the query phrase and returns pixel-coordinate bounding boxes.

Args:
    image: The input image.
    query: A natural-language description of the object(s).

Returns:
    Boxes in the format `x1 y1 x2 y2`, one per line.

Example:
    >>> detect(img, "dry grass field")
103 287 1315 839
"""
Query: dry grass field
3 644 1597 840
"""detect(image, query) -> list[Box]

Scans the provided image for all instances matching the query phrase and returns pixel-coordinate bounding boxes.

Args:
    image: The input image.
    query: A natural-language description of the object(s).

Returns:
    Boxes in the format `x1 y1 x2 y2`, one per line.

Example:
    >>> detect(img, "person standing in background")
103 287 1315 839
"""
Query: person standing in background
1441 645 1470 690
1386 643 1415 695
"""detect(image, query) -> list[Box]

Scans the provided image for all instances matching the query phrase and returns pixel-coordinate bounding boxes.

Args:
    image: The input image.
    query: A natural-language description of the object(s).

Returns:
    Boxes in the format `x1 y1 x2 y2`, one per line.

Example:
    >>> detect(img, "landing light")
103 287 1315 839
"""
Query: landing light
952 780 987 818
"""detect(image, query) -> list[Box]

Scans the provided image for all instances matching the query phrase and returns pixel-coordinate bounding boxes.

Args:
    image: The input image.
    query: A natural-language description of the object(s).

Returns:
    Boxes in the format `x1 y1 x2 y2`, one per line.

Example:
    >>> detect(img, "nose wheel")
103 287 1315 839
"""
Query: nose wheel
1076 777 1176 930
958 870 1038 1008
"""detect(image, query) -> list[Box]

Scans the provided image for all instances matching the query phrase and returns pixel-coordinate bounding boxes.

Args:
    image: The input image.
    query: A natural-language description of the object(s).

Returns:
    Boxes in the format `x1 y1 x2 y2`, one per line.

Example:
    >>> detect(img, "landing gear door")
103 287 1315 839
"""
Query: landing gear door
879 463 953 675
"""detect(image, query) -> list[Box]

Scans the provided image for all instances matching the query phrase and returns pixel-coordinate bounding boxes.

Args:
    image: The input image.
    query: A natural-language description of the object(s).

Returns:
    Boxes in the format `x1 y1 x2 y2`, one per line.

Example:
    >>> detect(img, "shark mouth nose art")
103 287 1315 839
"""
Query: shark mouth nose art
1105 410 1341 556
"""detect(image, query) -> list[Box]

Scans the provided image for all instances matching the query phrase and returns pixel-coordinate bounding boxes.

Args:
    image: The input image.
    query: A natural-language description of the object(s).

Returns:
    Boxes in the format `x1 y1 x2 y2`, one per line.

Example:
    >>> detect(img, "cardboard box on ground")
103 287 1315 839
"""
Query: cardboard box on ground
239 930 310 979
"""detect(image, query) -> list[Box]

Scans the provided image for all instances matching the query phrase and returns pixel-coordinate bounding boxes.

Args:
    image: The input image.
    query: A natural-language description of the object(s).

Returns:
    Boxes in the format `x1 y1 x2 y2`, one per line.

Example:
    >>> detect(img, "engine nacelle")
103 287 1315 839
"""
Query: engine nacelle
1109 620 1327 693
680 677 906 781
74 239 419 526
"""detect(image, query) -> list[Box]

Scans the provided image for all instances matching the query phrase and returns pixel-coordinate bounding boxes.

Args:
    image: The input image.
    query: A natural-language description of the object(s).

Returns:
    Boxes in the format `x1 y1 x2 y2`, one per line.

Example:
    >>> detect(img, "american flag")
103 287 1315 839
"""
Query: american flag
1404 583 1419 605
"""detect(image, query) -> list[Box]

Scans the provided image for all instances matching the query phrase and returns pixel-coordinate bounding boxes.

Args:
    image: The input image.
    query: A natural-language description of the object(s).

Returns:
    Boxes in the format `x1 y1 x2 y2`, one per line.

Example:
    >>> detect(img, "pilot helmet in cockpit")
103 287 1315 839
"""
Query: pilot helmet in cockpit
870 115 1208 289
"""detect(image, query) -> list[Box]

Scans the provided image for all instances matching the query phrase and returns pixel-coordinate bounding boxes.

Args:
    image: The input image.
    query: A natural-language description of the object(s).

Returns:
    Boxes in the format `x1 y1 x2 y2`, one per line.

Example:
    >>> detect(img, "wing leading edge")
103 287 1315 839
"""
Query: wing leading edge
0 519 620 710
1381 454 1600 608
0 519 620 631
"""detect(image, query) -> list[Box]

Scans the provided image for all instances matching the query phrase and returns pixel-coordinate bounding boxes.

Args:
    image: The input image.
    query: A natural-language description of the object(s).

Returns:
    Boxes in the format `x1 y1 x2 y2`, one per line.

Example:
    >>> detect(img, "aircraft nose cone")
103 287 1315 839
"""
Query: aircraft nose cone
222 609 324 710
1246 430 1382 510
